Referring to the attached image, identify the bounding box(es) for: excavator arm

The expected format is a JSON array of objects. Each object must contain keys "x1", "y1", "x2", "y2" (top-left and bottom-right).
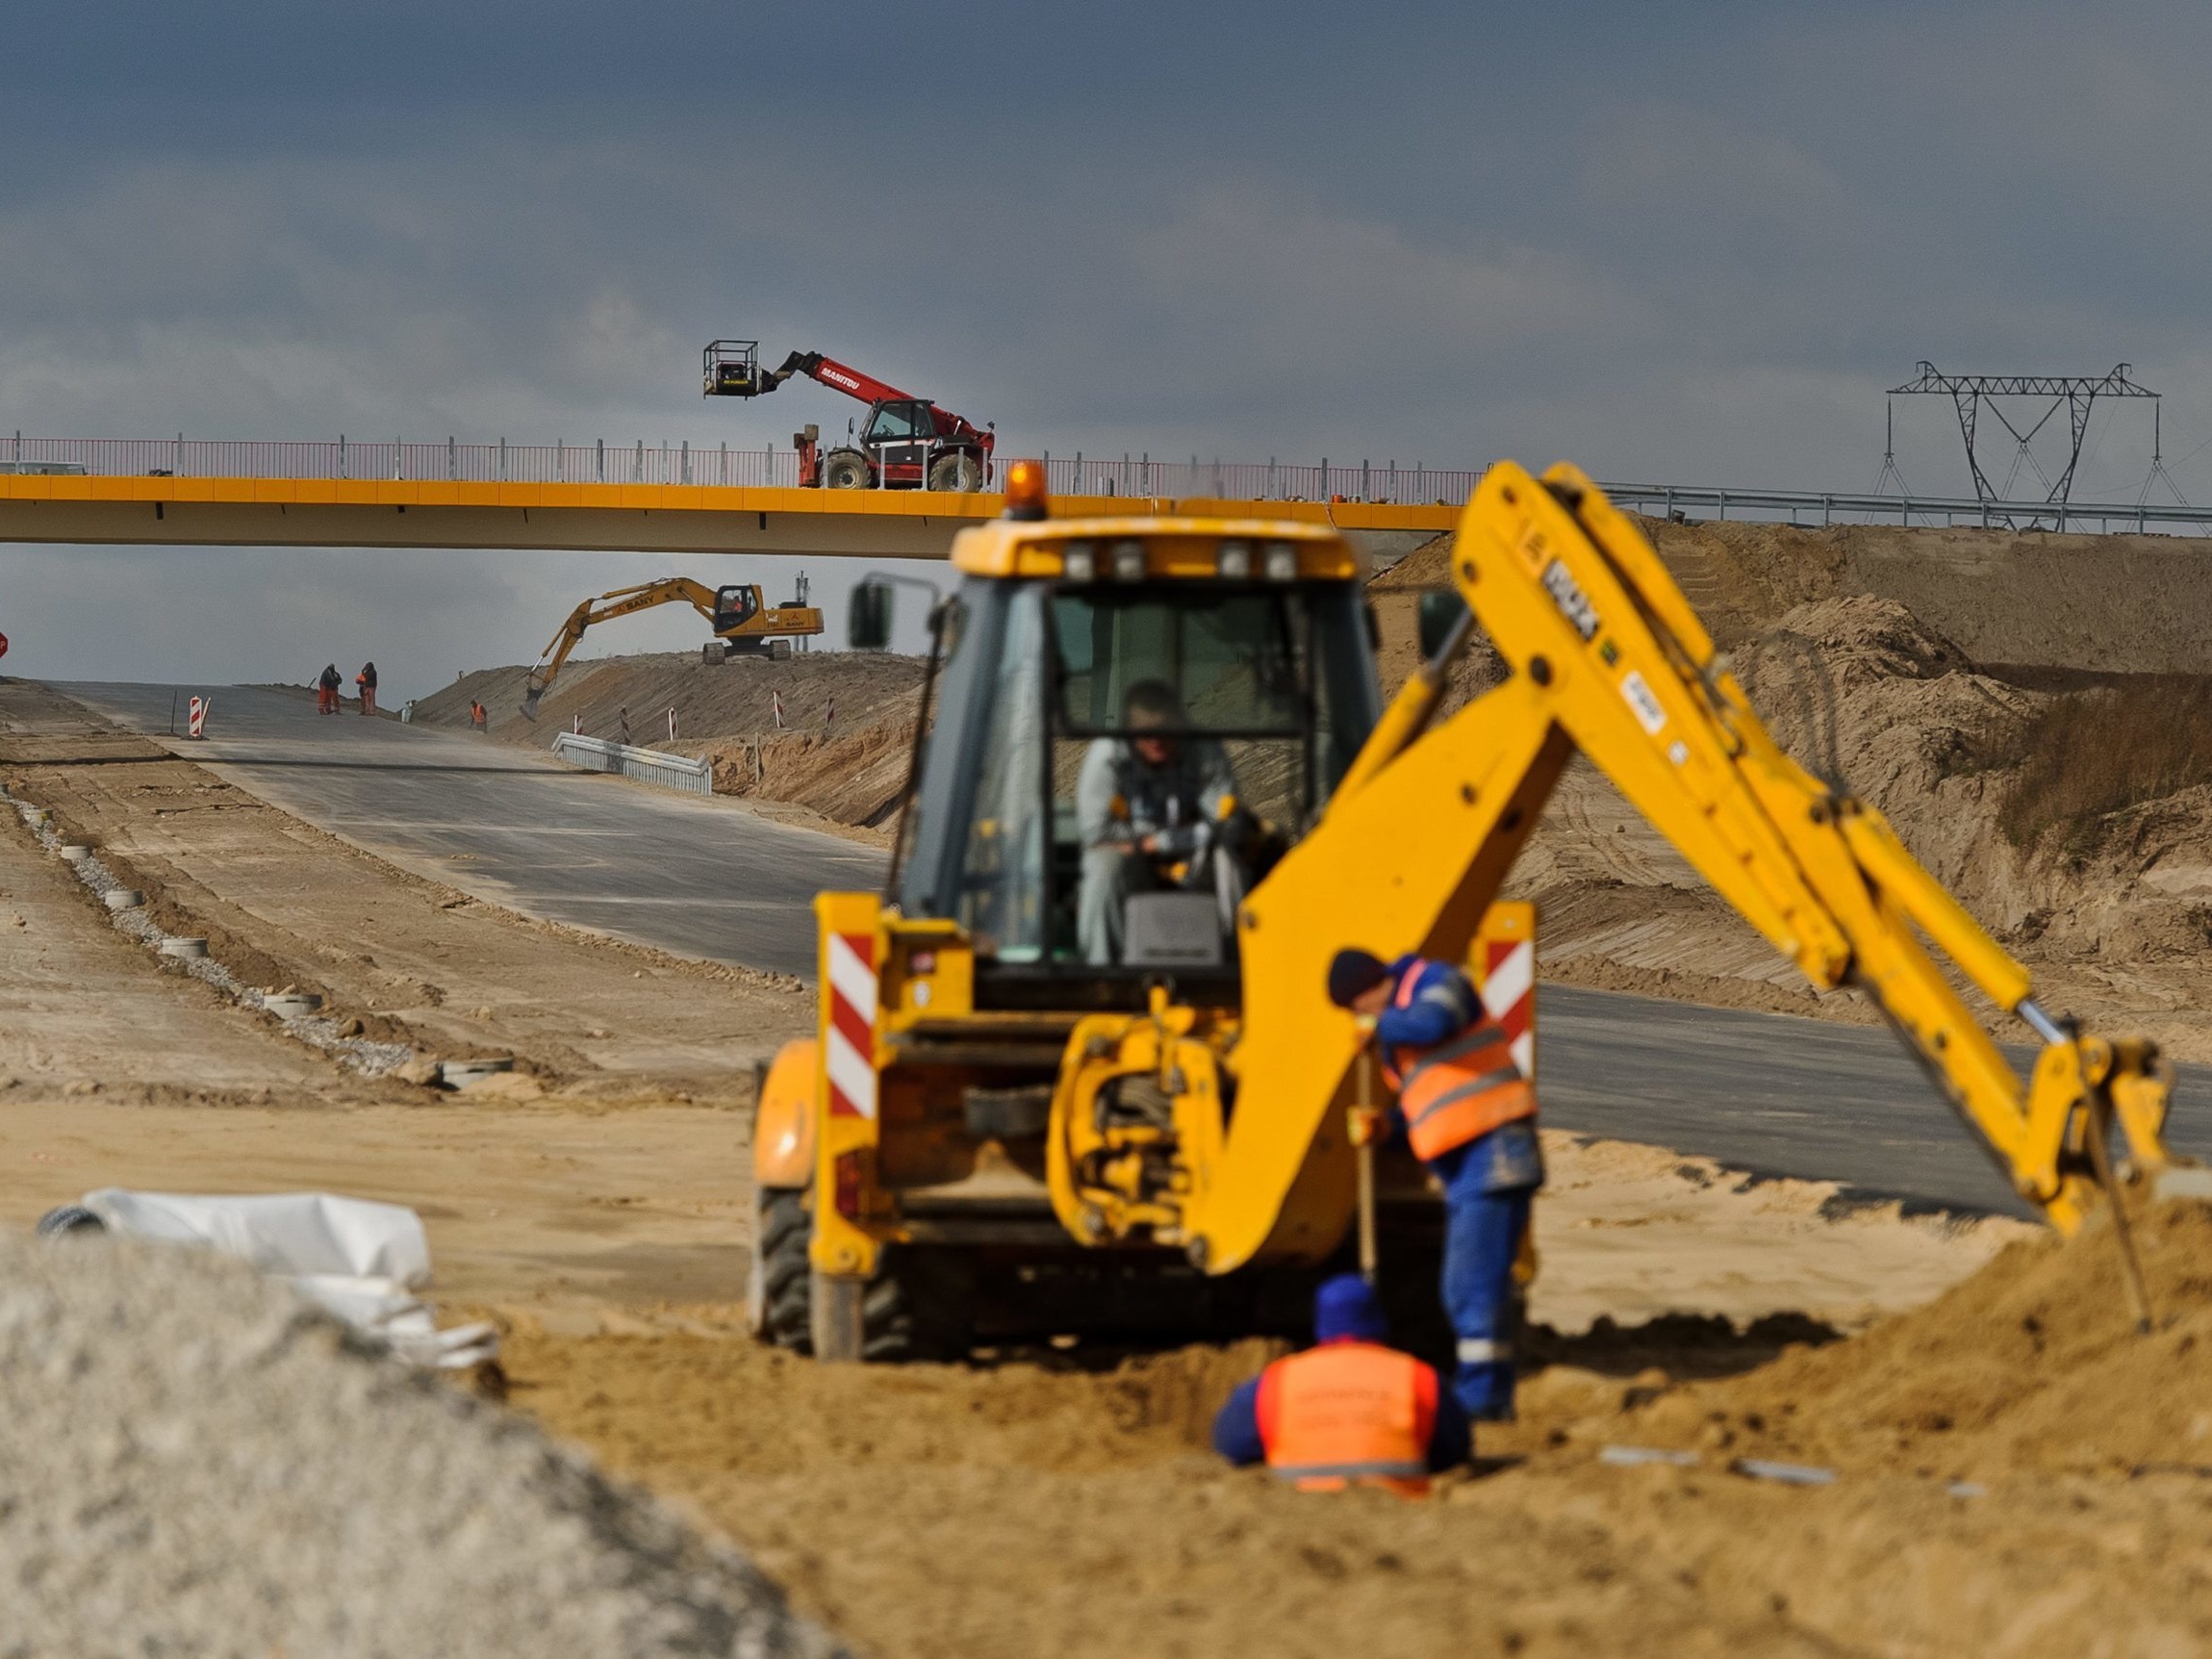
[
  {"x1": 1184, "y1": 463, "x2": 2177, "y2": 1272},
  {"x1": 521, "y1": 578, "x2": 723, "y2": 718}
]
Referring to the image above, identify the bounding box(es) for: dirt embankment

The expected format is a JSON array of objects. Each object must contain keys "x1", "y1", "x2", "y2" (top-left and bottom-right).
[
  {"x1": 1381, "y1": 523, "x2": 2212, "y2": 1055},
  {"x1": 417, "y1": 651, "x2": 927, "y2": 843}
]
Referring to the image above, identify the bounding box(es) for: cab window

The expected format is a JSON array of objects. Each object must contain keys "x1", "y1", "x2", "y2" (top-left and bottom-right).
[{"x1": 864, "y1": 403, "x2": 925, "y2": 444}]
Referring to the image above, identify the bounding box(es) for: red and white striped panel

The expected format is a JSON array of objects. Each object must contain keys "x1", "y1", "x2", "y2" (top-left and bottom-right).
[
  {"x1": 824, "y1": 931, "x2": 878, "y2": 1118},
  {"x1": 1481, "y1": 934, "x2": 1535, "y2": 1080}
]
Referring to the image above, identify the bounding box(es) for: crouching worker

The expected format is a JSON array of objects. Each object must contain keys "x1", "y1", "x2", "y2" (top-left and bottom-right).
[
  {"x1": 1212, "y1": 1273, "x2": 1469, "y2": 1495},
  {"x1": 1328, "y1": 948, "x2": 1541, "y2": 1422}
]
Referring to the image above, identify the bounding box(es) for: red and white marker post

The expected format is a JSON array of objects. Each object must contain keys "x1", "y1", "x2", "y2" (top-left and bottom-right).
[
  {"x1": 823, "y1": 929, "x2": 878, "y2": 1121},
  {"x1": 1473, "y1": 901, "x2": 1537, "y2": 1079},
  {"x1": 668, "y1": 705, "x2": 678, "y2": 742},
  {"x1": 771, "y1": 690, "x2": 785, "y2": 730},
  {"x1": 186, "y1": 695, "x2": 210, "y2": 739}
]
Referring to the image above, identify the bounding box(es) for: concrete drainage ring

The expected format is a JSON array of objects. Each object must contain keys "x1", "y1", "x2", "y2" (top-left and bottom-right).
[
  {"x1": 263, "y1": 991, "x2": 323, "y2": 1018},
  {"x1": 439, "y1": 1058, "x2": 516, "y2": 1088},
  {"x1": 56, "y1": 844, "x2": 92, "y2": 861},
  {"x1": 160, "y1": 936, "x2": 210, "y2": 959},
  {"x1": 103, "y1": 889, "x2": 145, "y2": 910}
]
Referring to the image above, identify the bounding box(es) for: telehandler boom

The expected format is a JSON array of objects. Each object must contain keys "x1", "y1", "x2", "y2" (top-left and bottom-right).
[
  {"x1": 521, "y1": 577, "x2": 824, "y2": 719},
  {"x1": 750, "y1": 462, "x2": 2179, "y2": 1362}
]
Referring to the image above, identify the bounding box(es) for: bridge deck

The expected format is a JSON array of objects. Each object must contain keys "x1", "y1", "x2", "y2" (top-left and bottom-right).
[{"x1": 0, "y1": 473, "x2": 1456, "y2": 559}]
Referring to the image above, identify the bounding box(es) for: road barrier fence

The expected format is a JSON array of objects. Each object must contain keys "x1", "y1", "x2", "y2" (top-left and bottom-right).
[{"x1": 548, "y1": 732, "x2": 712, "y2": 797}]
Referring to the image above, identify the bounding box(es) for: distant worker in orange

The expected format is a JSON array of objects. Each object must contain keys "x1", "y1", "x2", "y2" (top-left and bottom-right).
[
  {"x1": 1212, "y1": 1273, "x2": 1468, "y2": 1494},
  {"x1": 356, "y1": 661, "x2": 378, "y2": 716},
  {"x1": 470, "y1": 699, "x2": 488, "y2": 732},
  {"x1": 317, "y1": 663, "x2": 342, "y2": 715}
]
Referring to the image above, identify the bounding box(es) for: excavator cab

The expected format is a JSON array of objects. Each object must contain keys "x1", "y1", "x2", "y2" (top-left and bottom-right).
[
  {"x1": 890, "y1": 529, "x2": 1381, "y2": 996},
  {"x1": 712, "y1": 584, "x2": 763, "y2": 633}
]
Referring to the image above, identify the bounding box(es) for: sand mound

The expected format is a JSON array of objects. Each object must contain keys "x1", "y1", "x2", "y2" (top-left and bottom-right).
[
  {"x1": 1589, "y1": 1197, "x2": 2212, "y2": 1481},
  {"x1": 1, "y1": 1234, "x2": 839, "y2": 1657}
]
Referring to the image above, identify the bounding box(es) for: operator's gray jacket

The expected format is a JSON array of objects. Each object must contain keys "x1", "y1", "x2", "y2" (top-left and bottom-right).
[{"x1": 1076, "y1": 737, "x2": 1238, "y2": 855}]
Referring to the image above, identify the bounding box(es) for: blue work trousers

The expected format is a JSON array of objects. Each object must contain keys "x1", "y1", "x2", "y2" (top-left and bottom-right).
[{"x1": 1429, "y1": 1120, "x2": 1541, "y2": 1421}]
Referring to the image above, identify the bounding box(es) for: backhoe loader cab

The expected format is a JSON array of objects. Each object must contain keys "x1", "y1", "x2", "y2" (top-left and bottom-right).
[{"x1": 892, "y1": 523, "x2": 1383, "y2": 989}]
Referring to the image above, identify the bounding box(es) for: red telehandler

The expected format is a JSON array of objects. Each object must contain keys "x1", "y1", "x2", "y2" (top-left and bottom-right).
[{"x1": 702, "y1": 341, "x2": 995, "y2": 492}]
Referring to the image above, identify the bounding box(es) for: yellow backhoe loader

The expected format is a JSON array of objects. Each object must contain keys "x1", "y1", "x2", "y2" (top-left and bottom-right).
[
  {"x1": 748, "y1": 461, "x2": 2182, "y2": 1362},
  {"x1": 521, "y1": 577, "x2": 825, "y2": 719}
]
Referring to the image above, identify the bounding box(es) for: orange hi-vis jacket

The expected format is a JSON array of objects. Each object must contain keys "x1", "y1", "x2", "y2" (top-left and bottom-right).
[
  {"x1": 1255, "y1": 1339, "x2": 1437, "y2": 1497},
  {"x1": 1382, "y1": 971, "x2": 1537, "y2": 1161}
]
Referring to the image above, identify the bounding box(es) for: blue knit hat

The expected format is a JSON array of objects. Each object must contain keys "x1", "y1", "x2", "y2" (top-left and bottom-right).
[
  {"x1": 1312, "y1": 1272, "x2": 1389, "y2": 1344},
  {"x1": 1326, "y1": 948, "x2": 1390, "y2": 1008}
]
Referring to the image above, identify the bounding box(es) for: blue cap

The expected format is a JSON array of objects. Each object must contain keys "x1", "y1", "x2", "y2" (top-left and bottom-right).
[
  {"x1": 1313, "y1": 1272, "x2": 1389, "y2": 1344},
  {"x1": 1327, "y1": 949, "x2": 1389, "y2": 1008}
]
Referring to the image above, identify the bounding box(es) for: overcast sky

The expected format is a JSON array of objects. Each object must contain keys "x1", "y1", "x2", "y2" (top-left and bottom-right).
[{"x1": 4, "y1": 1, "x2": 2209, "y2": 700}]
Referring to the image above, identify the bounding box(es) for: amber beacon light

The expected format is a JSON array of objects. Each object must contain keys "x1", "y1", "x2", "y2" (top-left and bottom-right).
[{"x1": 1002, "y1": 459, "x2": 1050, "y2": 521}]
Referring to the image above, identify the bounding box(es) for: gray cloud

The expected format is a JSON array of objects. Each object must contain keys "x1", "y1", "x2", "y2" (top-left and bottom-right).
[{"x1": 2, "y1": 1, "x2": 2208, "y2": 698}]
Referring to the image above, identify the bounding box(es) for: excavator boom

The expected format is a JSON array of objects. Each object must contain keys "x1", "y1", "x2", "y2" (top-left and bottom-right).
[{"x1": 1185, "y1": 464, "x2": 2177, "y2": 1269}]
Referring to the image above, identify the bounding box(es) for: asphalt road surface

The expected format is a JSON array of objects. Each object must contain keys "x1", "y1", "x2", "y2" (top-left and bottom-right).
[
  {"x1": 60, "y1": 680, "x2": 882, "y2": 980},
  {"x1": 56, "y1": 679, "x2": 2212, "y2": 1213}
]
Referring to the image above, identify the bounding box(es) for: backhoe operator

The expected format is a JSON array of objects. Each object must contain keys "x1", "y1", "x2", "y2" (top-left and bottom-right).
[
  {"x1": 1329, "y1": 948, "x2": 1541, "y2": 1422},
  {"x1": 1211, "y1": 1273, "x2": 1469, "y2": 1495},
  {"x1": 1075, "y1": 679, "x2": 1238, "y2": 964}
]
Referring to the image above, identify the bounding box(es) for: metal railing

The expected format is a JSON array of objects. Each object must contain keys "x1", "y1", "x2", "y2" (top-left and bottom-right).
[
  {"x1": 0, "y1": 432, "x2": 805, "y2": 489},
  {"x1": 1031, "y1": 453, "x2": 1483, "y2": 505},
  {"x1": 0, "y1": 432, "x2": 1477, "y2": 504},
  {"x1": 1598, "y1": 481, "x2": 2212, "y2": 535}
]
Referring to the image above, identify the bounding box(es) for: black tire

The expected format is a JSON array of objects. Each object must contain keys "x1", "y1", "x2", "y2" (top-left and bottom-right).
[
  {"x1": 822, "y1": 448, "x2": 872, "y2": 491},
  {"x1": 36, "y1": 1205, "x2": 104, "y2": 1238},
  {"x1": 858, "y1": 1247, "x2": 975, "y2": 1363},
  {"x1": 928, "y1": 451, "x2": 983, "y2": 493},
  {"x1": 753, "y1": 1187, "x2": 814, "y2": 1352},
  {"x1": 755, "y1": 1186, "x2": 972, "y2": 1362}
]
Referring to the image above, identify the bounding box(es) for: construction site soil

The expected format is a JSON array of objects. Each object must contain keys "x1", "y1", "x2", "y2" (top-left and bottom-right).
[{"x1": 11, "y1": 515, "x2": 2212, "y2": 1651}]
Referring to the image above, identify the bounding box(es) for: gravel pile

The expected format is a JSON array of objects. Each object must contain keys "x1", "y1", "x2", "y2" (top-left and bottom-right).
[{"x1": 0, "y1": 1234, "x2": 844, "y2": 1657}]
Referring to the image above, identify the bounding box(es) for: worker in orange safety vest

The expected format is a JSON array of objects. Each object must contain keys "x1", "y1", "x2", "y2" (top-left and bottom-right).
[
  {"x1": 1328, "y1": 949, "x2": 1541, "y2": 1422},
  {"x1": 1212, "y1": 1272, "x2": 1469, "y2": 1495}
]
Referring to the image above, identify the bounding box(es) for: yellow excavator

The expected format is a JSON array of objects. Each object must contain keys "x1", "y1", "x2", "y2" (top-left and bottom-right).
[
  {"x1": 747, "y1": 461, "x2": 2183, "y2": 1361},
  {"x1": 521, "y1": 577, "x2": 825, "y2": 719}
]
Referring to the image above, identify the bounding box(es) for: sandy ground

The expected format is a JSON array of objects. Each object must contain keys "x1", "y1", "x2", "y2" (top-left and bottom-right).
[
  {"x1": 508, "y1": 1197, "x2": 2212, "y2": 1659},
  {"x1": 0, "y1": 675, "x2": 2107, "y2": 1655}
]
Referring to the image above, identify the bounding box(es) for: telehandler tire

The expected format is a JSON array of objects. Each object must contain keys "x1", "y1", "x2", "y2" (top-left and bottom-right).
[
  {"x1": 822, "y1": 448, "x2": 872, "y2": 491},
  {"x1": 927, "y1": 451, "x2": 983, "y2": 493}
]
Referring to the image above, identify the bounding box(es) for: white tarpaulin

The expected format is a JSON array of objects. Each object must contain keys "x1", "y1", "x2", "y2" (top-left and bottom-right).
[{"x1": 76, "y1": 1189, "x2": 496, "y2": 1369}]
